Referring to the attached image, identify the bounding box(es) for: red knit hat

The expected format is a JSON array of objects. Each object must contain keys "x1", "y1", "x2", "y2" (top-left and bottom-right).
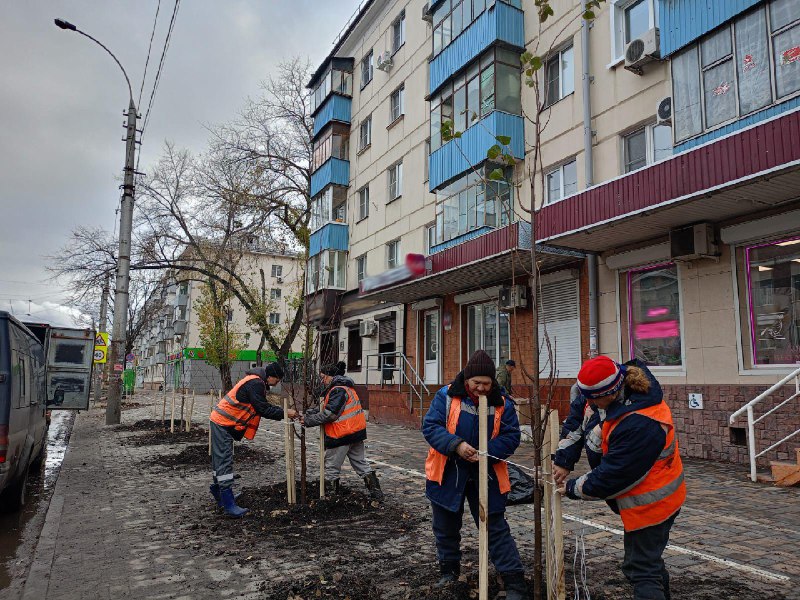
[{"x1": 577, "y1": 356, "x2": 626, "y2": 399}]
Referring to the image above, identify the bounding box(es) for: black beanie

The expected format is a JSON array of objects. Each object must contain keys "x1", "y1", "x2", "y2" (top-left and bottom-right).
[
  {"x1": 321, "y1": 361, "x2": 346, "y2": 377},
  {"x1": 463, "y1": 350, "x2": 496, "y2": 380},
  {"x1": 263, "y1": 363, "x2": 284, "y2": 380}
]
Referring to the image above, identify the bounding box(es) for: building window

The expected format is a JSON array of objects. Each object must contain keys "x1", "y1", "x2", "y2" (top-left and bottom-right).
[
  {"x1": 358, "y1": 186, "x2": 369, "y2": 220},
  {"x1": 359, "y1": 115, "x2": 372, "y2": 151},
  {"x1": 387, "y1": 240, "x2": 400, "y2": 269},
  {"x1": 271, "y1": 264, "x2": 283, "y2": 278},
  {"x1": 361, "y1": 51, "x2": 373, "y2": 88},
  {"x1": 310, "y1": 186, "x2": 347, "y2": 231},
  {"x1": 270, "y1": 288, "x2": 281, "y2": 301},
  {"x1": 467, "y1": 302, "x2": 511, "y2": 366},
  {"x1": 610, "y1": 0, "x2": 658, "y2": 63},
  {"x1": 672, "y1": 1, "x2": 800, "y2": 143},
  {"x1": 311, "y1": 124, "x2": 350, "y2": 172},
  {"x1": 545, "y1": 44, "x2": 575, "y2": 107},
  {"x1": 269, "y1": 312, "x2": 281, "y2": 325},
  {"x1": 392, "y1": 10, "x2": 406, "y2": 53},
  {"x1": 388, "y1": 162, "x2": 403, "y2": 201},
  {"x1": 306, "y1": 250, "x2": 347, "y2": 294},
  {"x1": 356, "y1": 254, "x2": 367, "y2": 282},
  {"x1": 178, "y1": 282, "x2": 189, "y2": 295},
  {"x1": 430, "y1": 47, "x2": 521, "y2": 151},
  {"x1": 435, "y1": 166, "x2": 514, "y2": 245},
  {"x1": 623, "y1": 123, "x2": 672, "y2": 173},
  {"x1": 425, "y1": 139, "x2": 431, "y2": 182},
  {"x1": 432, "y1": 0, "x2": 521, "y2": 57},
  {"x1": 744, "y1": 236, "x2": 800, "y2": 366},
  {"x1": 390, "y1": 84, "x2": 405, "y2": 122},
  {"x1": 545, "y1": 159, "x2": 578, "y2": 204},
  {"x1": 225, "y1": 307, "x2": 234, "y2": 322},
  {"x1": 627, "y1": 263, "x2": 682, "y2": 367},
  {"x1": 426, "y1": 223, "x2": 437, "y2": 254},
  {"x1": 311, "y1": 67, "x2": 353, "y2": 113},
  {"x1": 347, "y1": 326, "x2": 363, "y2": 371}
]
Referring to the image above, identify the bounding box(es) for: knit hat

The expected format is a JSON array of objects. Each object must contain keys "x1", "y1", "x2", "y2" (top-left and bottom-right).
[
  {"x1": 320, "y1": 361, "x2": 346, "y2": 377},
  {"x1": 463, "y1": 350, "x2": 496, "y2": 380},
  {"x1": 505, "y1": 360, "x2": 516, "y2": 367},
  {"x1": 263, "y1": 363, "x2": 284, "y2": 380},
  {"x1": 577, "y1": 356, "x2": 626, "y2": 400}
]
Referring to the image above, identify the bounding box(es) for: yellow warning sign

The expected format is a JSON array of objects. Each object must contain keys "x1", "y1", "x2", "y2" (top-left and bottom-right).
[{"x1": 94, "y1": 332, "x2": 109, "y2": 364}]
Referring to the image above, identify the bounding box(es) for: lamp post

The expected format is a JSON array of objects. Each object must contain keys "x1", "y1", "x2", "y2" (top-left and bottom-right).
[{"x1": 55, "y1": 18, "x2": 138, "y2": 425}]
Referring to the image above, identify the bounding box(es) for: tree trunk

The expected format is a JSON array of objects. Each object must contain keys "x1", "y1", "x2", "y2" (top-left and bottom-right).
[
  {"x1": 300, "y1": 426, "x2": 307, "y2": 505},
  {"x1": 220, "y1": 362, "x2": 233, "y2": 395},
  {"x1": 256, "y1": 333, "x2": 266, "y2": 366}
]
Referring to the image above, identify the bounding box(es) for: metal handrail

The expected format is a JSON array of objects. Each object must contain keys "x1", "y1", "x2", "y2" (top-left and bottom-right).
[
  {"x1": 365, "y1": 351, "x2": 430, "y2": 413},
  {"x1": 729, "y1": 366, "x2": 800, "y2": 482}
]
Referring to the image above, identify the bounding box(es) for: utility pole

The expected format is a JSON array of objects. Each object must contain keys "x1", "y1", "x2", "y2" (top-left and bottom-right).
[
  {"x1": 106, "y1": 97, "x2": 138, "y2": 425},
  {"x1": 94, "y1": 273, "x2": 110, "y2": 405}
]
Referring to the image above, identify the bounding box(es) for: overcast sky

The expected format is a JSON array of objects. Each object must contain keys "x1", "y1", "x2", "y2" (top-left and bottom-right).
[{"x1": 0, "y1": 1, "x2": 359, "y2": 325}]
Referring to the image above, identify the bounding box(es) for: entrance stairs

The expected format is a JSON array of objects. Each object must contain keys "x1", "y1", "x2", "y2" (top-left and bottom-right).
[{"x1": 758, "y1": 448, "x2": 800, "y2": 487}]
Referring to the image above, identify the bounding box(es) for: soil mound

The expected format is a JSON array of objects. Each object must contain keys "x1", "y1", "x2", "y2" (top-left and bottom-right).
[
  {"x1": 116, "y1": 419, "x2": 208, "y2": 444},
  {"x1": 152, "y1": 444, "x2": 273, "y2": 470},
  {"x1": 264, "y1": 573, "x2": 381, "y2": 599}
]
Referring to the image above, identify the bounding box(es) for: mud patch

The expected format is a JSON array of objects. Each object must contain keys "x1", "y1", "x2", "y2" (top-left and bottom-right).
[
  {"x1": 264, "y1": 573, "x2": 382, "y2": 599},
  {"x1": 121, "y1": 402, "x2": 145, "y2": 410},
  {"x1": 151, "y1": 444, "x2": 273, "y2": 470},
  {"x1": 116, "y1": 419, "x2": 208, "y2": 444}
]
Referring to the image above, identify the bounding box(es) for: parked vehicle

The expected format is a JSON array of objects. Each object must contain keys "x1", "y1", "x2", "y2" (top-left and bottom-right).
[{"x1": 0, "y1": 312, "x2": 47, "y2": 511}]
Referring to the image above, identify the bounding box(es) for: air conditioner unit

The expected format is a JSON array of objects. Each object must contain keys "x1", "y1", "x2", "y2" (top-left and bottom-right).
[
  {"x1": 276, "y1": 277, "x2": 283, "y2": 284},
  {"x1": 422, "y1": 2, "x2": 433, "y2": 23},
  {"x1": 656, "y1": 96, "x2": 672, "y2": 125},
  {"x1": 359, "y1": 320, "x2": 378, "y2": 337},
  {"x1": 669, "y1": 223, "x2": 719, "y2": 261},
  {"x1": 499, "y1": 285, "x2": 528, "y2": 311},
  {"x1": 376, "y1": 51, "x2": 393, "y2": 72},
  {"x1": 624, "y1": 27, "x2": 660, "y2": 75}
]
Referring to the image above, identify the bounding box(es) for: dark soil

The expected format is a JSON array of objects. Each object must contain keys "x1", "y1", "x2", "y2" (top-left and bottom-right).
[
  {"x1": 116, "y1": 419, "x2": 208, "y2": 444},
  {"x1": 264, "y1": 573, "x2": 382, "y2": 600},
  {"x1": 151, "y1": 444, "x2": 274, "y2": 470},
  {"x1": 121, "y1": 402, "x2": 145, "y2": 410}
]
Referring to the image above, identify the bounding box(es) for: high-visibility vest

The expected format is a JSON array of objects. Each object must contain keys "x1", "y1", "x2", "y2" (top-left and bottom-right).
[
  {"x1": 323, "y1": 386, "x2": 367, "y2": 440},
  {"x1": 209, "y1": 375, "x2": 262, "y2": 440},
  {"x1": 425, "y1": 392, "x2": 511, "y2": 495},
  {"x1": 601, "y1": 401, "x2": 686, "y2": 532}
]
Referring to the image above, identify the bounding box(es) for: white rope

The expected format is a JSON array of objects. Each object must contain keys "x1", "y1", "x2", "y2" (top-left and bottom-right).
[{"x1": 572, "y1": 500, "x2": 591, "y2": 600}]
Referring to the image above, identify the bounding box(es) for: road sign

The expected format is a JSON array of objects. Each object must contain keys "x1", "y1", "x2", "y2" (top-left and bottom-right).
[
  {"x1": 93, "y1": 332, "x2": 109, "y2": 364},
  {"x1": 113, "y1": 363, "x2": 123, "y2": 372},
  {"x1": 125, "y1": 353, "x2": 135, "y2": 363}
]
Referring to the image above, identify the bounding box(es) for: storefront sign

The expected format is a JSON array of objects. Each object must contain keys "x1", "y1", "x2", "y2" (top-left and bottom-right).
[{"x1": 359, "y1": 254, "x2": 426, "y2": 294}]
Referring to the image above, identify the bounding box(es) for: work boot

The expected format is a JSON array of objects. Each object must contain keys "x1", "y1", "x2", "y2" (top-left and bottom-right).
[
  {"x1": 502, "y1": 572, "x2": 528, "y2": 600},
  {"x1": 324, "y1": 479, "x2": 340, "y2": 495},
  {"x1": 363, "y1": 472, "x2": 385, "y2": 501},
  {"x1": 210, "y1": 484, "x2": 240, "y2": 507},
  {"x1": 219, "y1": 487, "x2": 248, "y2": 518},
  {"x1": 435, "y1": 561, "x2": 460, "y2": 587}
]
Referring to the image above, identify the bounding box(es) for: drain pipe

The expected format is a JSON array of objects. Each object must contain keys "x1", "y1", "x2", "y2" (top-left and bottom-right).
[{"x1": 582, "y1": 14, "x2": 599, "y2": 358}]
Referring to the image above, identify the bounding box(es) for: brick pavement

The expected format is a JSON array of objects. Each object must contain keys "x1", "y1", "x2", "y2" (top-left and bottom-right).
[{"x1": 15, "y1": 391, "x2": 800, "y2": 600}]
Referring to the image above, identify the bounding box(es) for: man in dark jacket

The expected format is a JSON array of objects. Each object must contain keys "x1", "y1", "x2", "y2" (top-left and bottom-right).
[
  {"x1": 495, "y1": 359, "x2": 516, "y2": 395},
  {"x1": 209, "y1": 364, "x2": 296, "y2": 517},
  {"x1": 302, "y1": 361, "x2": 383, "y2": 500},
  {"x1": 423, "y1": 350, "x2": 527, "y2": 600},
  {"x1": 553, "y1": 382, "x2": 604, "y2": 485}
]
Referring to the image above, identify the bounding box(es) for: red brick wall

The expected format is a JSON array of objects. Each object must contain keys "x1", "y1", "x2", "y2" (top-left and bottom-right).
[{"x1": 368, "y1": 386, "x2": 420, "y2": 428}]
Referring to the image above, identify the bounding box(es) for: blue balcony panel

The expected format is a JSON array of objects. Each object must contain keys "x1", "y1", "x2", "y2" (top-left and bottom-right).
[
  {"x1": 659, "y1": 0, "x2": 761, "y2": 57},
  {"x1": 429, "y1": 111, "x2": 524, "y2": 192},
  {"x1": 430, "y1": 226, "x2": 493, "y2": 255},
  {"x1": 429, "y1": 1, "x2": 524, "y2": 95},
  {"x1": 312, "y1": 94, "x2": 352, "y2": 139},
  {"x1": 676, "y1": 98, "x2": 800, "y2": 153},
  {"x1": 309, "y1": 222, "x2": 349, "y2": 258},
  {"x1": 310, "y1": 158, "x2": 350, "y2": 198}
]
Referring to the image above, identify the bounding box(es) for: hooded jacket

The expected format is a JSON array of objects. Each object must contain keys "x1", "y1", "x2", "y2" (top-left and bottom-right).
[
  {"x1": 303, "y1": 375, "x2": 367, "y2": 448},
  {"x1": 422, "y1": 372, "x2": 521, "y2": 514},
  {"x1": 565, "y1": 360, "x2": 668, "y2": 512},
  {"x1": 217, "y1": 367, "x2": 284, "y2": 441},
  {"x1": 554, "y1": 383, "x2": 604, "y2": 471}
]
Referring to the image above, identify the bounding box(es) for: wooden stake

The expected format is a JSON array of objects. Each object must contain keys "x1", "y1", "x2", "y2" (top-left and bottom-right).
[
  {"x1": 186, "y1": 390, "x2": 195, "y2": 432},
  {"x1": 478, "y1": 394, "x2": 488, "y2": 600},
  {"x1": 208, "y1": 390, "x2": 215, "y2": 457},
  {"x1": 161, "y1": 386, "x2": 167, "y2": 425},
  {"x1": 319, "y1": 425, "x2": 326, "y2": 498},
  {"x1": 543, "y1": 407, "x2": 554, "y2": 600},
  {"x1": 284, "y1": 398, "x2": 296, "y2": 505},
  {"x1": 549, "y1": 409, "x2": 566, "y2": 600},
  {"x1": 169, "y1": 388, "x2": 176, "y2": 433}
]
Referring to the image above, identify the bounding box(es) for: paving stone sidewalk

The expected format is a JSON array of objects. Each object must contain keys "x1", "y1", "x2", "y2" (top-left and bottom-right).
[{"x1": 13, "y1": 392, "x2": 800, "y2": 600}]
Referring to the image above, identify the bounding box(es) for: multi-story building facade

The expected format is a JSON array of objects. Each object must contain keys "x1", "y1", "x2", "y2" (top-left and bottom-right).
[
  {"x1": 136, "y1": 249, "x2": 304, "y2": 393},
  {"x1": 308, "y1": 0, "x2": 800, "y2": 468}
]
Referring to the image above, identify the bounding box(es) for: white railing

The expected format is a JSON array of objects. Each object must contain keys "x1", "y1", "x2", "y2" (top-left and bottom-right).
[
  {"x1": 729, "y1": 366, "x2": 800, "y2": 482},
  {"x1": 365, "y1": 351, "x2": 430, "y2": 413}
]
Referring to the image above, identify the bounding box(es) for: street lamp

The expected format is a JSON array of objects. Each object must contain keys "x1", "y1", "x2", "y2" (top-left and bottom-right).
[{"x1": 55, "y1": 18, "x2": 138, "y2": 425}]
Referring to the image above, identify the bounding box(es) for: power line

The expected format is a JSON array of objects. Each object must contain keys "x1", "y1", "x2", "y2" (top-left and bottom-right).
[{"x1": 138, "y1": 0, "x2": 162, "y2": 109}]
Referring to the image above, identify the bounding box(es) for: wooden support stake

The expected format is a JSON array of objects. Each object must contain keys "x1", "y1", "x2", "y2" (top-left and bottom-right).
[
  {"x1": 478, "y1": 394, "x2": 489, "y2": 600},
  {"x1": 169, "y1": 389, "x2": 176, "y2": 433},
  {"x1": 284, "y1": 398, "x2": 296, "y2": 505},
  {"x1": 549, "y1": 409, "x2": 566, "y2": 600},
  {"x1": 208, "y1": 390, "x2": 215, "y2": 457},
  {"x1": 319, "y1": 425, "x2": 326, "y2": 498},
  {"x1": 543, "y1": 407, "x2": 555, "y2": 600},
  {"x1": 186, "y1": 390, "x2": 195, "y2": 432},
  {"x1": 161, "y1": 387, "x2": 167, "y2": 424}
]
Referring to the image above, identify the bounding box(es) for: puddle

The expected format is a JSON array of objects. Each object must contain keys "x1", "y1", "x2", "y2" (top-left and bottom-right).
[{"x1": 0, "y1": 410, "x2": 74, "y2": 591}]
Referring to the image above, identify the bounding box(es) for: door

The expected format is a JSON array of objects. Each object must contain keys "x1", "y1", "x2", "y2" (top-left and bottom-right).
[
  {"x1": 423, "y1": 310, "x2": 439, "y2": 385},
  {"x1": 46, "y1": 328, "x2": 95, "y2": 410}
]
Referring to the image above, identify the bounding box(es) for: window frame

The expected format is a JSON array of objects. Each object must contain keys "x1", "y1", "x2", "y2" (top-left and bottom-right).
[
  {"x1": 544, "y1": 43, "x2": 575, "y2": 107},
  {"x1": 425, "y1": 223, "x2": 437, "y2": 254},
  {"x1": 609, "y1": 0, "x2": 658, "y2": 67},
  {"x1": 466, "y1": 300, "x2": 512, "y2": 367},
  {"x1": 392, "y1": 10, "x2": 406, "y2": 54},
  {"x1": 359, "y1": 115, "x2": 372, "y2": 152},
  {"x1": 270, "y1": 288, "x2": 282, "y2": 301},
  {"x1": 356, "y1": 254, "x2": 367, "y2": 283},
  {"x1": 386, "y1": 240, "x2": 401, "y2": 269},
  {"x1": 358, "y1": 185, "x2": 370, "y2": 221},
  {"x1": 390, "y1": 84, "x2": 405, "y2": 123},
  {"x1": 388, "y1": 161, "x2": 403, "y2": 202},
  {"x1": 544, "y1": 158, "x2": 578, "y2": 205},
  {"x1": 622, "y1": 122, "x2": 673, "y2": 173},
  {"x1": 269, "y1": 312, "x2": 281, "y2": 325},
  {"x1": 271, "y1": 264, "x2": 283, "y2": 278},
  {"x1": 361, "y1": 50, "x2": 374, "y2": 89}
]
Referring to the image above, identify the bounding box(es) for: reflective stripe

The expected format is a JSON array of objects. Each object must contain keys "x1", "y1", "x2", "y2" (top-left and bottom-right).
[
  {"x1": 586, "y1": 425, "x2": 603, "y2": 454},
  {"x1": 336, "y1": 409, "x2": 365, "y2": 422},
  {"x1": 659, "y1": 436, "x2": 676, "y2": 459},
  {"x1": 213, "y1": 406, "x2": 252, "y2": 427},
  {"x1": 616, "y1": 471, "x2": 685, "y2": 510},
  {"x1": 216, "y1": 473, "x2": 235, "y2": 482}
]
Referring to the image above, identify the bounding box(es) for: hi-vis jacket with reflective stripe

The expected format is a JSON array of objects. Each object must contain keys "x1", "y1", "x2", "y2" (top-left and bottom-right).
[
  {"x1": 323, "y1": 384, "x2": 366, "y2": 445},
  {"x1": 210, "y1": 375, "x2": 262, "y2": 440},
  {"x1": 601, "y1": 401, "x2": 686, "y2": 531},
  {"x1": 423, "y1": 374, "x2": 521, "y2": 514}
]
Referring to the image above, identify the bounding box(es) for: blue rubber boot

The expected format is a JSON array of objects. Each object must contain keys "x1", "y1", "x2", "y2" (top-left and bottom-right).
[
  {"x1": 211, "y1": 484, "x2": 241, "y2": 508},
  {"x1": 219, "y1": 487, "x2": 248, "y2": 518}
]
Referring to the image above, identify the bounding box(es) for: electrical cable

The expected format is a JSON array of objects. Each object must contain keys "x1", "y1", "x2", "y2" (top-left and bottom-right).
[{"x1": 138, "y1": 0, "x2": 162, "y2": 110}]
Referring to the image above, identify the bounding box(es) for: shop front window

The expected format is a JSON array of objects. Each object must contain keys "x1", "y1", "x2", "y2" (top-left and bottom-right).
[
  {"x1": 467, "y1": 302, "x2": 511, "y2": 366},
  {"x1": 746, "y1": 237, "x2": 800, "y2": 366},
  {"x1": 627, "y1": 264, "x2": 683, "y2": 367}
]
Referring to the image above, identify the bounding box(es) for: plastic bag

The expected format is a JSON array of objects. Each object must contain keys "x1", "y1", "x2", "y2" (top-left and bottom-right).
[{"x1": 506, "y1": 463, "x2": 535, "y2": 505}]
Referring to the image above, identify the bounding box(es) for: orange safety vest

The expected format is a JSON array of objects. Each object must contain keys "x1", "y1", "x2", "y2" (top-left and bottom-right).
[
  {"x1": 323, "y1": 386, "x2": 367, "y2": 440},
  {"x1": 425, "y1": 393, "x2": 511, "y2": 495},
  {"x1": 601, "y1": 401, "x2": 686, "y2": 532},
  {"x1": 209, "y1": 375, "x2": 263, "y2": 440}
]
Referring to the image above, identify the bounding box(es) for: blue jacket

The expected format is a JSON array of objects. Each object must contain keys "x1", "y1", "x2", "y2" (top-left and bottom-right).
[
  {"x1": 423, "y1": 372, "x2": 521, "y2": 514},
  {"x1": 554, "y1": 383, "x2": 603, "y2": 471},
  {"x1": 565, "y1": 361, "x2": 667, "y2": 512}
]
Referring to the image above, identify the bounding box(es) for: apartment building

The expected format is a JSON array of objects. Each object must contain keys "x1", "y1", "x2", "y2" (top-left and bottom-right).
[
  {"x1": 136, "y1": 250, "x2": 304, "y2": 393},
  {"x1": 309, "y1": 0, "x2": 800, "y2": 467}
]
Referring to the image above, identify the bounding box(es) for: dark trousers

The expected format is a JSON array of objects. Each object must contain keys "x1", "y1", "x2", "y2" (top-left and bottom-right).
[
  {"x1": 431, "y1": 480, "x2": 524, "y2": 575},
  {"x1": 622, "y1": 511, "x2": 679, "y2": 600},
  {"x1": 210, "y1": 421, "x2": 235, "y2": 491}
]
